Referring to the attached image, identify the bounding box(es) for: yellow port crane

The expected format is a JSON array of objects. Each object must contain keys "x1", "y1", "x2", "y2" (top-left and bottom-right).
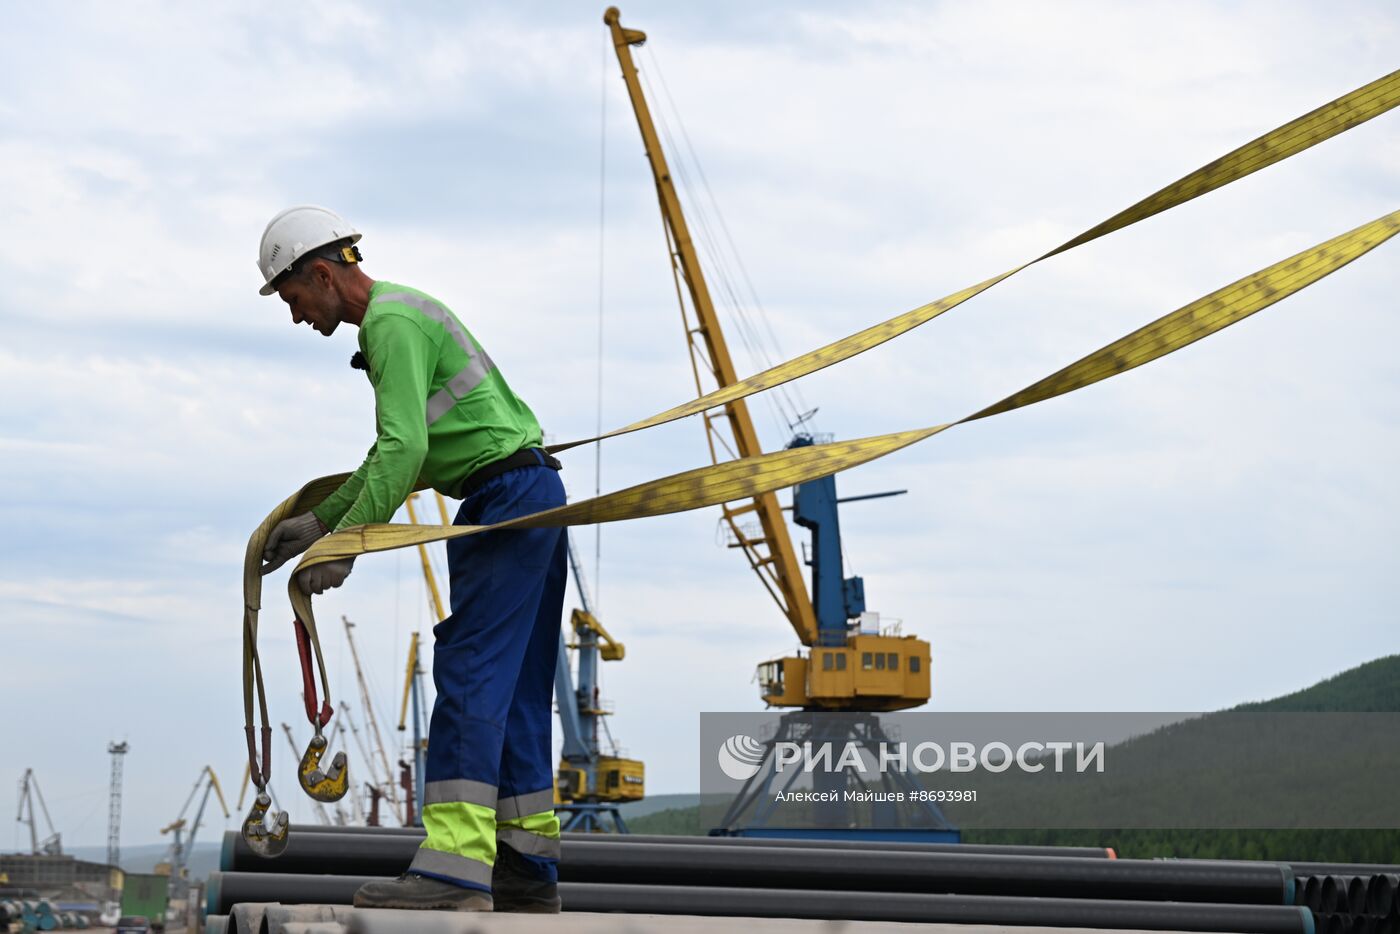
[
  {"x1": 605, "y1": 7, "x2": 930, "y2": 711},
  {"x1": 342, "y1": 614, "x2": 404, "y2": 824},
  {"x1": 397, "y1": 490, "x2": 450, "y2": 825},
  {"x1": 158, "y1": 766, "x2": 229, "y2": 904}
]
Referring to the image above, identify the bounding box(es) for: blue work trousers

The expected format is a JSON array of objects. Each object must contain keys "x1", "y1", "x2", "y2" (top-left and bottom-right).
[{"x1": 408, "y1": 461, "x2": 566, "y2": 892}]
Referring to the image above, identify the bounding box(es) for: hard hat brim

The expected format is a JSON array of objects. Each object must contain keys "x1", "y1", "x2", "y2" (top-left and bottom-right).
[{"x1": 257, "y1": 204, "x2": 363, "y2": 297}]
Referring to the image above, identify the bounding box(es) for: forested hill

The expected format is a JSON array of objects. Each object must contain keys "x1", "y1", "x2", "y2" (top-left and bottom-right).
[{"x1": 1233, "y1": 655, "x2": 1400, "y2": 712}]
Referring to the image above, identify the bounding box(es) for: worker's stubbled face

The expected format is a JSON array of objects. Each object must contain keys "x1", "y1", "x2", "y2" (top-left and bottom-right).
[{"x1": 277, "y1": 264, "x2": 343, "y2": 337}]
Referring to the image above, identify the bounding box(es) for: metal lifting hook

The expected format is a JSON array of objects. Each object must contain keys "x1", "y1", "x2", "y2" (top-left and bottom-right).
[
  {"x1": 241, "y1": 792, "x2": 289, "y2": 858},
  {"x1": 298, "y1": 731, "x2": 348, "y2": 802},
  {"x1": 293, "y1": 616, "x2": 348, "y2": 802}
]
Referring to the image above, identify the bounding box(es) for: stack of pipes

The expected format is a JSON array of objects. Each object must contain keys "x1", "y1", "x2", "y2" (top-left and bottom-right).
[
  {"x1": 0, "y1": 898, "x2": 92, "y2": 930},
  {"x1": 205, "y1": 825, "x2": 1328, "y2": 934},
  {"x1": 1291, "y1": 865, "x2": 1400, "y2": 934}
]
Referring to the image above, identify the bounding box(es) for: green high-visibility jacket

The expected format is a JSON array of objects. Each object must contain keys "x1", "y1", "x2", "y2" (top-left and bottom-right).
[{"x1": 313, "y1": 281, "x2": 543, "y2": 531}]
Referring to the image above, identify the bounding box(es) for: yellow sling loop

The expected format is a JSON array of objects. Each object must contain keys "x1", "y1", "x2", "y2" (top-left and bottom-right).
[
  {"x1": 241, "y1": 69, "x2": 1400, "y2": 852},
  {"x1": 545, "y1": 68, "x2": 1400, "y2": 454}
]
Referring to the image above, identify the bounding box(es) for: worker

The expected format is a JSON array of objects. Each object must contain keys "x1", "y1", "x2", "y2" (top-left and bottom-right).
[{"x1": 255, "y1": 205, "x2": 565, "y2": 913}]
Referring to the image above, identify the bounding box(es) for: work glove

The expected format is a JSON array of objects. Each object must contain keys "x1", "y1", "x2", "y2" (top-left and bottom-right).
[
  {"x1": 297, "y1": 557, "x2": 355, "y2": 595},
  {"x1": 261, "y1": 512, "x2": 329, "y2": 575}
]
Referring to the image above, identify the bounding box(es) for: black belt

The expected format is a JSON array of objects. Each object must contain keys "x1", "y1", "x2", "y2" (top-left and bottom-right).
[{"x1": 458, "y1": 448, "x2": 562, "y2": 498}]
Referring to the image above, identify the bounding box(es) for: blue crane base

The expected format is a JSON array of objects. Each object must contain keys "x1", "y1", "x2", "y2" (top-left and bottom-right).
[
  {"x1": 556, "y1": 802, "x2": 631, "y2": 834},
  {"x1": 709, "y1": 710, "x2": 960, "y2": 844}
]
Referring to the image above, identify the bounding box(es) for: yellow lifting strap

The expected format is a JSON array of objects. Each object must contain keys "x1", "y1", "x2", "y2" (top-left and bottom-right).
[
  {"x1": 241, "y1": 68, "x2": 1400, "y2": 850},
  {"x1": 545, "y1": 67, "x2": 1400, "y2": 454}
]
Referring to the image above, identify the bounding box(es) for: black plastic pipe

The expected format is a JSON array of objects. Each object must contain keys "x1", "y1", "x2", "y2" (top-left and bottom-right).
[
  {"x1": 223, "y1": 831, "x2": 1293, "y2": 905},
  {"x1": 1315, "y1": 915, "x2": 1397, "y2": 934},
  {"x1": 250, "y1": 828, "x2": 1084, "y2": 873},
  {"x1": 1320, "y1": 876, "x2": 1349, "y2": 914},
  {"x1": 1367, "y1": 875, "x2": 1398, "y2": 916},
  {"x1": 567, "y1": 883, "x2": 1317, "y2": 933},
  {"x1": 590, "y1": 832, "x2": 1114, "y2": 857},
  {"x1": 1293, "y1": 864, "x2": 1400, "y2": 877},
  {"x1": 288, "y1": 824, "x2": 425, "y2": 835},
  {"x1": 1302, "y1": 875, "x2": 1322, "y2": 910},
  {"x1": 206, "y1": 873, "x2": 1314, "y2": 934},
  {"x1": 1352, "y1": 876, "x2": 1372, "y2": 916},
  {"x1": 561, "y1": 839, "x2": 1293, "y2": 905},
  {"x1": 283, "y1": 823, "x2": 1114, "y2": 856}
]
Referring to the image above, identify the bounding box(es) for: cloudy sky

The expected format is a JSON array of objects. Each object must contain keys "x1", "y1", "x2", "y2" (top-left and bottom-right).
[{"x1": 2, "y1": 0, "x2": 1397, "y2": 850}]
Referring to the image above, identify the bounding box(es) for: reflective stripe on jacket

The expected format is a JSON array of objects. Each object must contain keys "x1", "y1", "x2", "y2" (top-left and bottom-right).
[{"x1": 314, "y1": 281, "x2": 543, "y2": 530}]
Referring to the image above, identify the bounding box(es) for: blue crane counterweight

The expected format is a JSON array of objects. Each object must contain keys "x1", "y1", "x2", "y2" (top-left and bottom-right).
[
  {"x1": 767, "y1": 435, "x2": 929, "y2": 709},
  {"x1": 788, "y1": 435, "x2": 868, "y2": 648}
]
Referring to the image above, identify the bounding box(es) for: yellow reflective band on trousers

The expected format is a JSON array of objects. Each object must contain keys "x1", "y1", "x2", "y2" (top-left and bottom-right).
[
  {"x1": 412, "y1": 801, "x2": 496, "y2": 888},
  {"x1": 498, "y1": 810, "x2": 561, "y2": 860}
]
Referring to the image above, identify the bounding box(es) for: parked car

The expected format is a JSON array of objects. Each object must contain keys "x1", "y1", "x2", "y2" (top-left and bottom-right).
[{"x1": 115, "y1": 916, "x2": 152, "y2": 934}]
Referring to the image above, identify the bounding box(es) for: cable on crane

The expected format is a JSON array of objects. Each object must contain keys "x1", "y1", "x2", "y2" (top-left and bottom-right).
[
  {"x1": 241, "y1": 66, "x2": 1400, "y2": 853},
  {"x1": 645, "y1": 47, "x2": 817, "y2": 437},
  {"x1": 639, "y1": 52, "x2": 807, "y2": 443},
  {"x1": 595, "y1": 27, "x2": 609, "y2": 610}
]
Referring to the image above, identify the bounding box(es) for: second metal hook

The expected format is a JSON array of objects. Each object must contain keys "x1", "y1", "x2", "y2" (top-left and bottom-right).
[
  {"x1": 297, "y1": 733, "x2": 348, "y2": 802},
  {"x1": 241, "y1": 792, "x2": 289, "y2": 858}
]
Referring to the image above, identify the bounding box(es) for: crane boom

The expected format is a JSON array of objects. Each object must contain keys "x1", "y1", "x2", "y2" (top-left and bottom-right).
[
  {"x1": 334, "y1": 705, "x2": 369, "y2": 824},
  {"x1": 603, "y1": 8, "x2": 931, "y2": 713},
  {"x1": 342, "y1": 615, "x2": 403, "y2": 823},
  {"x1": 160, "y1": 766, "x2": 232, "y2": 905},
  {"x1": 405, "y1": 493, "x2": 449, "y2": 624},
  {"x1": 16, "y1": 769, "x2": 61, "y2": 855},
  {"x1": 605, "y1": 7, "x2": 818, "y2": 647}
]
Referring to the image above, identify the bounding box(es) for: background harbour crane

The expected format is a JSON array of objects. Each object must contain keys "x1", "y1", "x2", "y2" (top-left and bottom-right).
[
  {"x1": 14, "y1": 769, "x2": 61, "y2": 856},
  {"x1": 553, "y1": 531, "x2": 644, "y2": 831},
  {"x1": 157, "y1": 765, "x2": 229, "y2": 905},
  {"x1": 342, "y1": 615, "x2": 403, "y2": 824}
]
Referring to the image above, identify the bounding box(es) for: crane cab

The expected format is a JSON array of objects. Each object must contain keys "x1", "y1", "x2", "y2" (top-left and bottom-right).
[{"x1": 759, "y1": 633, "x2": 931, "y2": 711}]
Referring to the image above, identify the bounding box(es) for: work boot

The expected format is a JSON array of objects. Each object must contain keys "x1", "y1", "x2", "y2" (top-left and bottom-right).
[
  {"x1": 491, "y1": 845, "x2": 561, "y2": 913},
  {"x1": 353, "y1": 873, "x2": 494, "y2": 911}
]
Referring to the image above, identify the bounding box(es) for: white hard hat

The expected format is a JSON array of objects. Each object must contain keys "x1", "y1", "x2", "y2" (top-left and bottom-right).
[{"x1": 256, "y1": 205, "x2": 362, "y2": 296}]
